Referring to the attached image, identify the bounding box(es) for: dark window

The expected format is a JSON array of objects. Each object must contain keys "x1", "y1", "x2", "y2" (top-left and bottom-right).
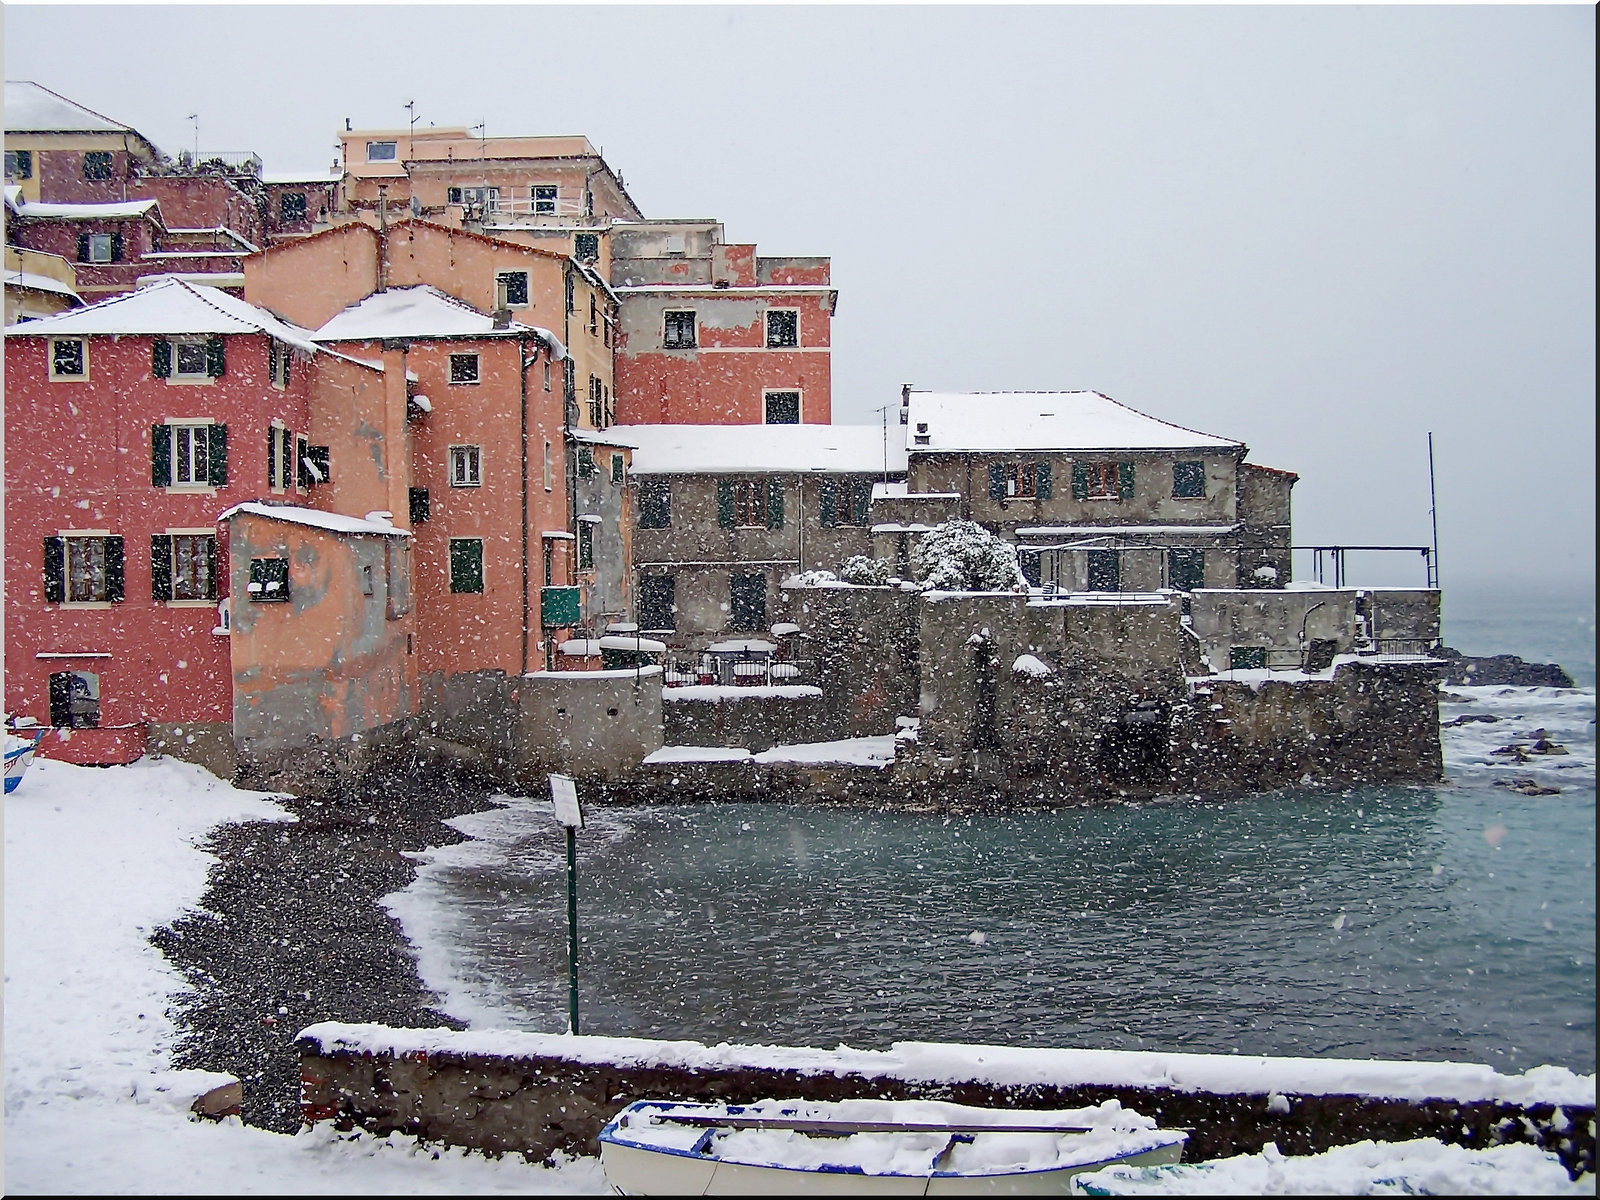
[
  {"x1": 638, "y1": 480, "x2": 671, "y2": 529},
  {"x1": 611, "y1": 453, "x2": 625, "y2": 483},
  {"x1": 577, "y1": 446, "x2": 595, "y2": 478},
  {"x1": 366, "y1": 141, "x2": 397, "y2": 161},
  {"x1": 51, "y1": 339, "x2": 86, "y2": 377},
  {"x1": 532, "y1": 184, "x2": 558, "y2": 214},
  {"x1": 730, "y1": 573, "x2": 767, "y2": 632},
  {"x1": 450, "y1": 445, "x2": 482, "y2": 487},
  {"x1": 449, "y1": 539, "x2": 484, "y2": 594},
  {"x1": 1230, "y1": 646, "x2": 1268, "y2": 671},
  {"x1": 174, "y1": 341, "x2": 210, "y2": 378},
  {"x1": 764, "y1": 390, "x2": 800, "y2": 425},
  {"x1": 820, "y1": 478, "x2": 873, "y2": 527},
  {"x1": 298, "y1": 440, "x2": 330, "y2": 488},
  {"x1": 449, "y1": 353, "x2": 479, "y2": 384},
  {"x1": 82, "y1": 151, "x2": 114, "y2": 181},
  {"x1": 497, "y1": 271, "x2": 529, "y2": 306},
  {"x1": 1074, "y1": 461, "x2": 1132, "y2": 501},
  {"x1": 588, "y1": 375, "x2": 604, "y2": 426},
  {"x1": 1168, "y1": 548, "x2": 1205, "y2": 592},
  {"x1": 1018, "y1": 549, "x2": 1042, "y2": 588},
  {"x1": 268, "y1": 425, "x2": 291, "y2": 490},
  {"x1": 573, "y1": 233, "x2": 599, "y2": 262},
  {"x1": 171, "y1": 424, "x2": 210, "y2": 484},
  {"x1": 278, "y1": 192, "x2": 308, "y2": 223},
  {"x1": 409, "y1": 487, "x2": 431, "y2": 524},
  {"x1": 248, "y1": 556, "x2": 290, "y2": 602},
  {"x1": 577, "y1": 521, "x2": 595, "y2": 570},
  {"x1": 718, "y1": 478, "x2": 782, "y2": 529},
  {"x1": 5, "y1": 149, "x2": 33, "y2": 180},
  {"x1": 152, "y1": 533, "x2": 218, "y2": 602},
  {"x1": 638, "y1": 575, "x2": 676, "y2": 631},
  {"x1": 765, "y1": 309, "x2": 799, "y2": 348},
  {"x1": 48, "y1": 671, "x2": 99, "y2": 729},
  {"x1": 663, "y1": 310, "x2": 697, "y2": 349},
  {"x1": 268, "y1": 340, "x2": 292, "y2": 388},
  {"x1": 79, "y1": 233, "x2": 119, "y2": 263},
  {"x1": 1087, "y1": 549, "x2": 1121, "y2": 592},
  {"x1": 1173, "y1": 460, "x2": 1206, "y2": 499}
]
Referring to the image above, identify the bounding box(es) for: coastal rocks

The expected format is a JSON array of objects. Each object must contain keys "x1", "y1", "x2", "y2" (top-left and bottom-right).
[
  {"x1": 1434, "y1": 647, "x2": 1575, "y2": 688},
  {"x1": 1494, "y1": 777, "x2": 1563, "y2": 797}
]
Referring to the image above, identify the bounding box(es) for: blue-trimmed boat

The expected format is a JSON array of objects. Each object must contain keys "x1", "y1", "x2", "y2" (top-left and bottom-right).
[
  {"x1": 5, "y1": 726, "x2": 42, "y2": 794},
  {"x1": 597, "y1": 1097, "x2": 1187, "y2": 1195}
]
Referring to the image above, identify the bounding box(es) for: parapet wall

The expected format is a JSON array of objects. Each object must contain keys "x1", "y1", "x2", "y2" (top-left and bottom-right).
[{"x1": 296, "y1": 1025, "x2": 1594, "y2": 1176}]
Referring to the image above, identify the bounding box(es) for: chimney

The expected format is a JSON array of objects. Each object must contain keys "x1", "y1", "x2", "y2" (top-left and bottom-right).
[{"x1": 492, "y1": 308, "x2": 511, "y2": 329}]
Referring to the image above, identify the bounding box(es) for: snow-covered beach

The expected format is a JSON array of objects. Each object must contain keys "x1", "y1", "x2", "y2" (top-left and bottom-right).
[{"x1": 4, "y1": 687, "x2": 1594, "y2": 1193}]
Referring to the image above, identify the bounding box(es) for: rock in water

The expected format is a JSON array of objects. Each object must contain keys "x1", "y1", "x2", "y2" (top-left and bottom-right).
[{"x1": 1434, "y1": 647, "x2": 1575, "y2": 688}]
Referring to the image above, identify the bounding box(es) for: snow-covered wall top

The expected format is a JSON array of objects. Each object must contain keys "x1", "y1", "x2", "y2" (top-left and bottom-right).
[
  {"x1": 219, "y1": 503, "x2": 412, "y2": 538},
  {"x1": 903, "y1": 391, "x2": 1243, "y2": 454},
  {"x1": 620, "y1": 423, "x2": 909, "y2": 476},
  {"x1": 298, "y1": 1024, "x2": 1595, "y2": 1108}
]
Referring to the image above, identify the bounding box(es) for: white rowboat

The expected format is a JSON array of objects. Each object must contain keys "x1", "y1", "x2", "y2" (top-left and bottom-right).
[{"x1": 598, "y1": 1097, "x2": 1188, "y2": 1196}]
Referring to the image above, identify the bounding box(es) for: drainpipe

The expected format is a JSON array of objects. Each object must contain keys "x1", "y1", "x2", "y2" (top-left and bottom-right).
[
  {"x1": 1300, "y1": 600, "x2": 1326, "y2": 669},
  {"x1": 520, "y1": 337, "x2": 533, "y2": 677},
  {"x1": 376, "y1": 184, "x2": 388, "y2": 293}
]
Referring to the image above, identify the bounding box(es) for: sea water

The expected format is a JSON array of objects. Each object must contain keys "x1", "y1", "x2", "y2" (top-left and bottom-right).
[{"x1": 390, "y1": 598, "x2": 1596, "y2": 1075}]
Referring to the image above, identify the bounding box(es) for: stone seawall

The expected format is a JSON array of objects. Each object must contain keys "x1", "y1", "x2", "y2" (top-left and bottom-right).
[{"x1": 297, "y1": 1027, "x2": 1594, "y2": 1176}]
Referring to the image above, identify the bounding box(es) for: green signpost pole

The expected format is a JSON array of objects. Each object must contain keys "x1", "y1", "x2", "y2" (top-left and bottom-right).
[
  {"x1": 566, "y1": 823, "x2": 580, "y2": 1035},
  {"x1": 549, "y1": 773, "x2": 584, "y2": 1035}
]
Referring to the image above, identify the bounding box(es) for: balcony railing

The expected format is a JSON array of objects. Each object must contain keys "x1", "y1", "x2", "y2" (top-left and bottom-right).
[
  {"x1": 663, "y1": 654, "x2": 814, "y2": 688},
  {"x1": 163, "y1": 151, "x2": 264, "y2": 178}
]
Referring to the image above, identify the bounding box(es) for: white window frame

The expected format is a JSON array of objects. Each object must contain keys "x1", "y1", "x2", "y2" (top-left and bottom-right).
[
  {"x1": 496, "y1": 269, "x2": 530, "y2": 308},
  {"x1": 543, "y1": 439, "x2": 553, "y2": 492},
  {"x1": 83, "y1": 233, "x2": 116, "y2": 264},
  {"x1": 663, "y1": 309, "x2": 697, "y2": 350},
  {"x1": 171, "y1": 339, "x2": 211, "y2": 382},
  {"x1": 269, "y1": 422, "x2": 291, "y2": 493},
  {"x1": 62, "y1": 531, "x2": 112, "y2": 606},
  {"x1": 449, "y1": 352, "x2": 480, "y2": 385},
  {"x1": 532, "y1": 184, "x2": 558, "y2": 215},
  {"x1": 449, "y1": 444, "x2": 483, "y2": 488},
  {"x1": 765, "y1": 308, "x2": 800, "y2": 349},
  {"x1": 366, "y1": 140, "x2": 398, "y2": 162},
  {"x1": 163, "y1": 527, "x2": 219, "y2": 606},
  {"x1": 168, "y1": 419, "x2": 215, "y2": 487},
  {"x1": 49, "y1": 338, "x2": 88, "y2": 381}
]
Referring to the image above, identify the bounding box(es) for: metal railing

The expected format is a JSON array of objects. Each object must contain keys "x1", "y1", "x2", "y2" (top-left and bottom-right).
[
  {"x1": 164, "y1": 151, "x2": 264, "y2": 177},
  {"x1": 663, "y1": 654, "x2": 814, "y2": 688},
  {"x1": 1360, "y1": 638, "x2": 1441, "y2": 659}
]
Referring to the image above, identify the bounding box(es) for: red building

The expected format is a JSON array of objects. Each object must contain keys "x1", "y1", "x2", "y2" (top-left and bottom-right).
[{"x1": 3, "y1": 279, "x2": 345, "y2": 766}]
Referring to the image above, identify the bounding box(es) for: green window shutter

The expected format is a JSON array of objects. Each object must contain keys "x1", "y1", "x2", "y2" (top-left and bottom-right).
[
  {"x1": 205, "y1": 336, "x2": 226, "y2": 378},
  {"x1": 851, "y1": 479, "x2": 871, "y2": 526},
  {"x1": 766, "y1": 478, "x2": 785, "y2": 529},
  {"x1": 1036, "y1": 461, "x2": 1053, "y2": 499},
  {"x1": 611, "y1": 453, "x2": 624, "y2": 483},
  {"x1": 43, "y1": 538, "x2": 66, "y2": 603},
  {"x1": 450, "y1": 539, "x2": 484, "y2": 594},
  {"x1": 1072, "y1": 461, "x2": 1088, "y2": 500},
  {"x1": 207, "y1": 424, "x2": 228, "y2": 486},
  {"x1": 151, "y1": 424, "x2": 172, "y2": 486},
  {"x1": 105, "y1": 537, "x2": 125, "y2": 603},
  {"x1": 577, "y1": 447, "x2": 594, "y2": 478},
  {"x1": 110, "y1": 232, "x2": 124, "y2": 262},
  {"x1": 152, "y1": 338, "x2": 172, "y2": 378},
  {"x1": 1118, "y1": 461, "x2": 1135, "y2": 500},
  {"x1": 151, "y1": 535, "x2": 173, "y2": 602},
  {"x1": 77, "y1": 233, "x2": 91, "y2": 263},
  {"x1": 716, "y1": 478, "x2": 735, "y2": 528},
  {"x1": 818, "y1": 479, "x2": 837, "y2": 527},
  {"x1": 988, "y1": 463, "x2": 1006, "y2": 500}
]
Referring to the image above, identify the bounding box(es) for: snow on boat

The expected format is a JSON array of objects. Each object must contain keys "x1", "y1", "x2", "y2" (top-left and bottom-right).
[
  {"x1": 5, "y1": 727, "x2": 42, "y2": 794},
  {"x1": 597, "y1": 1097, "x2": 1187, "y2": 1195}
]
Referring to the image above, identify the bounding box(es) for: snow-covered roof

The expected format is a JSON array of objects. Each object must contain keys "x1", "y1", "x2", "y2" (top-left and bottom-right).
[
  {"x1": 218, "y1": 503, "x2": 411, "y2": 538},
  {"x1": 135, "y1": 272, "x2": 246, "y2": 290},
  {"x1": 1015, "y1": 524, "x2": 1241, "y2": 538},
  {"x1": 3, "y1": 81, "x2": 140, "y2": 135},
  {"x1": 569, "y1": 427, "x2": 636, "y2": 448},
  {"x1": 312, "y1": 285, "x2": 563, "y2": 355},
  {"x1": 3, "y1": 270, "x2": 81, "y2": 302},
  {"x1": 260, "y1": 169, "x2": 341, "y2": 185},
  {"x1": 10, "y1": 198, "x2": 161, "y2": 222},
  {"x1": 2, "y1": 277, "x2": 319, "y2": 354},
  {"x1": 621, "y1": 423, "x2": 909, "y2": 476},
  {"x1": 903, "y1": 391, "x2": 1243, "y2": 454}
]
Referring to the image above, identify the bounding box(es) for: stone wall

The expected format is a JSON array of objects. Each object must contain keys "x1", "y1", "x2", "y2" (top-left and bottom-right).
[
  {"x1": 661, "y1": 688, "x2": 826, "y2": 752},
  {"x1": 511, "y1": 667, "x2": 664, "y2": 787},
  {"x1": 780, "y1": 583, "x2": 921, "y2": 741},
  {"x1": 297, "y1": 1032, "x2": 1593, "y2": 1177},
  {"x1": 147, "y1": 720, "x2": 238, "y2": 781}
]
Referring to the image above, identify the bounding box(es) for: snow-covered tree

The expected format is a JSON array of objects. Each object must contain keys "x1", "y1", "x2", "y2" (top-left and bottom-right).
[
  {"x1": 909, "y1": 520, "x2": 1027, "y2": 592},
  {"x1": 838, "y1": 555, "x2": 893, "y2": 586}
]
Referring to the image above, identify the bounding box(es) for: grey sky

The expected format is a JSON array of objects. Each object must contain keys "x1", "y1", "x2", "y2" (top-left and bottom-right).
[{"x1": 6, "y1": 5, "x2": 1594, "y2": 590}]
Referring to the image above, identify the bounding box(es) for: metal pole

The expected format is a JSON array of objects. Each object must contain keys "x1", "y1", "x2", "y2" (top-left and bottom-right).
[
  {"x1": 1427, "y1": 432, "x2": 1441, "y2": 590},
  {"x1": 566, "y1": 824, "x2": 580, "y2": 1034}
]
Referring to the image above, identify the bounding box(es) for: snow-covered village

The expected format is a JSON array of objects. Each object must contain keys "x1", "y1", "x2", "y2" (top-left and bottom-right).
[{"x1": 4, "y1": 7, "x2": 1595, "y2": 1195}]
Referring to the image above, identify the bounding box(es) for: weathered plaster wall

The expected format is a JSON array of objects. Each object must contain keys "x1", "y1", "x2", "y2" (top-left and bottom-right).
[
  {"x1": 1190, "y1": 589, "x2": 1360, "y2": 668},
  {"x1": 661, "y1": 691, "x2": 826, "y2": 752},
  {"x1": 780, "y1": 584, "x2": 921, "y2": 740}
]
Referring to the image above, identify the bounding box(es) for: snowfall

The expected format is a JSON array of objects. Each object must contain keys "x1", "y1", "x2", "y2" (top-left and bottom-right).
[{"x1": 4, "y1": 685, "x2": 1595, "y2": 1194}]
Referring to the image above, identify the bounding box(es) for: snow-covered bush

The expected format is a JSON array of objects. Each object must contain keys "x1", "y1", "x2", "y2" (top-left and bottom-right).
[
  {"x1": 782, "y1": 569, "x2": 838, "y2": 588},
  {"x1": 909, "y1": 520, "x2": 1027, "y2": 592},
  {"x1": 838, "y1": 555, "x2": 893, "y2": 586}
]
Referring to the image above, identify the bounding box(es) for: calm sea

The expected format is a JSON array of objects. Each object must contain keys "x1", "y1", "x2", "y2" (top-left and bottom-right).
[{"x1": 390, "y1": 591, "x2": 1596, "y2": 1075}]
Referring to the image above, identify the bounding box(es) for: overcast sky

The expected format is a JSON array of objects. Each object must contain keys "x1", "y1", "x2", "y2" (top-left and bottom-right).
[{"x1": 6, "y1": 4, "x2": 1594, "y2": 592}]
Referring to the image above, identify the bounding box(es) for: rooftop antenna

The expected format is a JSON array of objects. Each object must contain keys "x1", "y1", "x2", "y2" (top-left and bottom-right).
[
  {"x1": 186, "y1": 113, "x2": 198, "y2": 164},
  {"x1": 1427, "y1": 431, "x2": 1441, "y2": 591},
  {"x1": 405, "y1": 99, "x2": 419, "y2": 153}
]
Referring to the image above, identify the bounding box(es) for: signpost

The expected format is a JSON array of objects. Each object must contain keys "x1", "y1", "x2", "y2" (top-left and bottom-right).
[{"x1": 549, "y1": 773, "x2": 583, "y2": 1034}]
